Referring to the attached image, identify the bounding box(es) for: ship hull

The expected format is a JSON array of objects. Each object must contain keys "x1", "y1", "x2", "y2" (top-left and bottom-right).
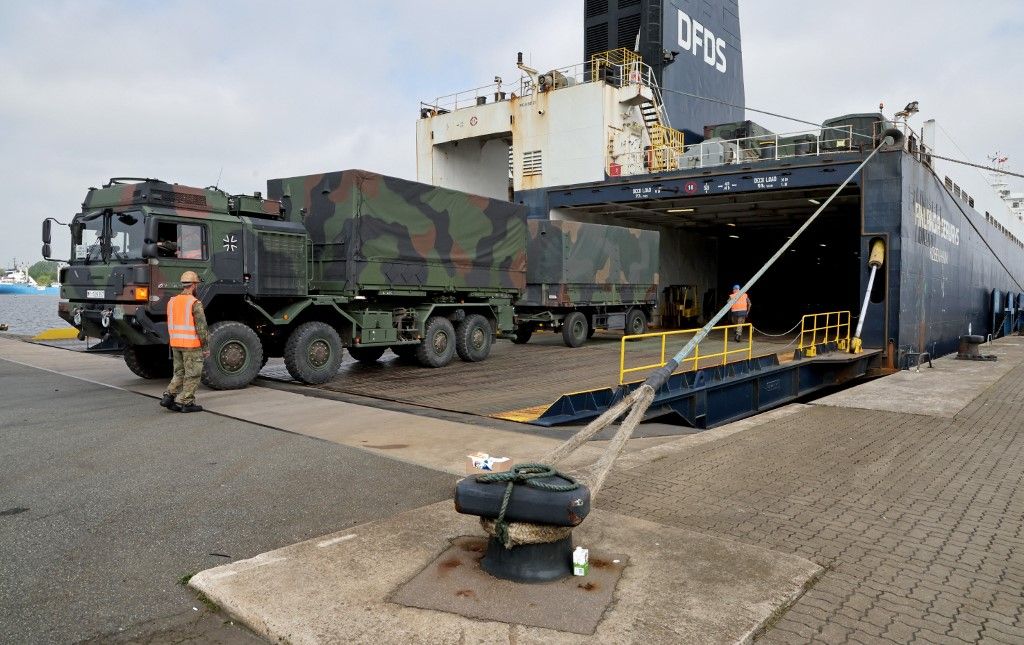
[{"x1": 0, "y1": 284, "x2": 60, "y2": 295}]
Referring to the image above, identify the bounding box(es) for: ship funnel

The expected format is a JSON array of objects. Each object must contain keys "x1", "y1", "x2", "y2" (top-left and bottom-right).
[{"x1": 881, "y1": 128, "x2": 905, "y2": 149}]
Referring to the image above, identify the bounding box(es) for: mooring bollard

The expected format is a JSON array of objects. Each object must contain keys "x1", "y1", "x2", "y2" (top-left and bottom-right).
[
  {"x1": 956, "y1": 335, "x2": 997, "y2": 361},
  {"x1": 454, "y1": 463, "x2": 591, "y2": 583}
]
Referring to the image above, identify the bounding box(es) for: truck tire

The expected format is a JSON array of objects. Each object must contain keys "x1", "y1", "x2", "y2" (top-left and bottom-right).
[
  {"x1": 349, "y1": 346, "x2": 387, "y2": 364},
  {"x1": 203, "y1": 321, "x2": 264, "y2": 390},
  {"x1": 283, "y1": 321, "x2": 343, "y2": 385},
  {"x1": 123, "y1": 344, "x2": 172, "y2": 379},
  {"x1": 625, "y1": 309, "x2": 648, "y2": 335},
  {"x1": 511, "y1": 324, "x2": 534, "y2": 345},
  {"x1": 416, "y1": 316, "x2": 456, "y2": 368},
  {"x1": 456, "y1": 314, "x2": 492, "y2": 362},
  {"x1": 562, "y1": 311, "x2": 589, "y2": 348}
]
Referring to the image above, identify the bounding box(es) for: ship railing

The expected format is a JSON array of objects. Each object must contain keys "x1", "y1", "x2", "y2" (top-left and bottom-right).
[
  {"x1": 618, "y1": 323, "x2": 753, "y2": 385},
  {"x1": 607, "y1": 125, "x2": 858, "y2": 175},
  {"x1": 421, "y1": 50, "x2": 661, "y2": 115},
  {"x1": 797, "y1": 311, "x2": 851, "y2": 357}
]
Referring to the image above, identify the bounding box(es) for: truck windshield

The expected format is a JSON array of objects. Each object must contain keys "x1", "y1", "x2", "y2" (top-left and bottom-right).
[{"x1": 72, "y1": 210, "x2": 146, "y2": 263}]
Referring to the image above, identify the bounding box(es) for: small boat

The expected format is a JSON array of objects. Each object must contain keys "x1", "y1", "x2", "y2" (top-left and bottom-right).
[{"x1": 0, "y1": 265, "x2": 60, "y2": 295}]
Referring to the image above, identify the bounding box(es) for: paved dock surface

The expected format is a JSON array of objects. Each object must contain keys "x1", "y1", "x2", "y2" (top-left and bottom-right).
[
  {"x1": 4, "y1": 334, "x2": 1024, "y2": 642},
  {"x1": 0, "y1": 360, "x2": 454, "y2": 643},
  {"x1": 600, "y1": 340, "x2": 1024, "y2": 643}
]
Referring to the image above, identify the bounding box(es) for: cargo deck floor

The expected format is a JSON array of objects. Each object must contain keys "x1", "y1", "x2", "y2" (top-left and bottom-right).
[{"x1": 259, "y1": 331, "x2": 806, "y2": 422}]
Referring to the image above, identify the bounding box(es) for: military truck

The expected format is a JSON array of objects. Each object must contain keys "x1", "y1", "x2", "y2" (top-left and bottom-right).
[
  {"x1": 512, "y1": 220, "x2": 659, "y2": 347},
  {"x1": 44, "y1": 171, "x2": 526, "y2": 388}
]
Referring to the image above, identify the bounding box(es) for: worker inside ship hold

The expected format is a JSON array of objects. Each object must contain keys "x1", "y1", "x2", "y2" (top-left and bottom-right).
[{"x1": 547, "y1": 181, "x2": 872, "y2": 336}]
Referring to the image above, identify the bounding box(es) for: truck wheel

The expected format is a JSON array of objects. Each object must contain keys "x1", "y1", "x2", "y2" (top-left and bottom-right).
[
  {"x1": 511, "y1": 324, "x2": 534, "y2": 345},
  {"x1": 456, "y1": 314, "x2": 492, "y2": 362},
  {"x1": 123, "y1": 344, "x2": 172, "y2": 379},
  {"x1": 349, "y1": 346, "x2": 387, "y2": 364},
  {"x1": 625, "y1": 309, "x2": 648, "y2": 335},
  {"x1": 562, "y1": 311, "x2": 589, "y2": 348},
  {"x1": 283, "y1": 321, "x2": 342, "y2": 385},
  {"x1": 203, "y1": 321, "x2": 265, "y2": 390},
  {"x1": 416, "y1": 316, "x2": 456, "y2": 368}
]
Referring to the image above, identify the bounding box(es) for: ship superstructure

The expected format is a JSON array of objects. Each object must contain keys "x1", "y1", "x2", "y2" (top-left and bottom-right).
[{"x1": 416, "y1": 0, "x2": 1024, "y2": 360}]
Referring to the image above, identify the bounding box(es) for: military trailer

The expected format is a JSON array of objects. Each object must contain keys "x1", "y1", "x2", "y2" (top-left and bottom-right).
[
  {"x1": 46, "y1": 171, "x2": 526, "y2": 388},
  {"x1": 512, "y1": 220, "x2": 659, "y2": 347}
]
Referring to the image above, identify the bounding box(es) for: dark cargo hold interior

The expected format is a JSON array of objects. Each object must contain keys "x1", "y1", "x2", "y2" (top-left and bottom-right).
[{"x1": 554, "y1": 185, "x2": 866, "y2": 334}]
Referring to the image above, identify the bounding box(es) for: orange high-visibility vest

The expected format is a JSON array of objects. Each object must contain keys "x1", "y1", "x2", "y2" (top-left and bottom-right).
[
  {"x1": 167, "y1": 294, "x2": 201, "y2": 348},
  {"x1": 730, "y1": 293, "x2": 750, "y2": 312}
]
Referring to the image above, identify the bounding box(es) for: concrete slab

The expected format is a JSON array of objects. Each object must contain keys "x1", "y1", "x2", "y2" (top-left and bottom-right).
[
  {"x1": 812, "y1": 339, "x2": 1024, "y2": 417},
  {"x1": 189, "y1": 501, "x2": 821, "y2": 644},
  {"x1": 0, "y1": 338, "x2": 602, "y2": 476},
  {"x1": 391, "y1": 536, "x2": 627, "y2": 635}
]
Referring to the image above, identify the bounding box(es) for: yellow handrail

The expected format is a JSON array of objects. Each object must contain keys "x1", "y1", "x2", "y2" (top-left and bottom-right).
[
  {"x1": 798, "y1": 311, "x2": 851, "y2": 355},
  {"x1": 589, "y1": 47, "x2": 643, "y2": 83},
  {"x1": 619, "y1": 323, "x2": 753, "y2": 385}
]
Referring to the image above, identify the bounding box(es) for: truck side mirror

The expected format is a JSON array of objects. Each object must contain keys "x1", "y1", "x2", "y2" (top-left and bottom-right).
[
  {"x1": 42, "y1": 243, "x2": 52, "y2": 259},
  {"x1": 142, "y1": 217, "x2": 159, "y2": 258},
  {"x1": 144, "y1": 216, "x2": 159, "y2": 243},
  {"x1": 42, "y1": 219, "x2": 52, "y2": 244}
]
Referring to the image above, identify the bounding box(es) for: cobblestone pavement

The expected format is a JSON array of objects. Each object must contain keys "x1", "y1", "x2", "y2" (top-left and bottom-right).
[{"x1": 600, "y1": 362, "x2": 1024, "y2": 643}]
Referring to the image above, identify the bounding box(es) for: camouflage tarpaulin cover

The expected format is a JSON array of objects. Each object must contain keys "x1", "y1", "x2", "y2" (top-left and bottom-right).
[
  {"x1": 267, "y1": 170, "x2": 526, "y2": 294},
  {"x1": 521, "y1": 220, "x2": 659, "y2": 307},
  {"x1": 526, "y1": 220, "x2": 659, "y2": 285}
]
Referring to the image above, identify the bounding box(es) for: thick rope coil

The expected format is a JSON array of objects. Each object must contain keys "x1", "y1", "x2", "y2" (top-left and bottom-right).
[{"x1": 475, "y1": 463, "x2": 579, "y2": 548}]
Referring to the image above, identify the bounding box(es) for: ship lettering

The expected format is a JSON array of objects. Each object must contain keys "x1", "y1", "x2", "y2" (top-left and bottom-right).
[
  {"x1": 677, "y1": 9, "x2": 727, "y2": 73},
  {"x1": 914, "y1": 201, "x2": 959, "y2": 246}
]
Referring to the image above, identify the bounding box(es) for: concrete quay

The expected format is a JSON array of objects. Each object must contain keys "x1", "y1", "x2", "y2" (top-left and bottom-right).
[{"x1": 2, "y1": 335, "x2": 1024, "y2": 642}]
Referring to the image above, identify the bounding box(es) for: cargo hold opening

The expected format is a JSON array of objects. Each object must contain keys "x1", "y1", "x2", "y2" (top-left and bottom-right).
[{"x1": 553, "y1": 185, "x2": 864, "y2": 334}]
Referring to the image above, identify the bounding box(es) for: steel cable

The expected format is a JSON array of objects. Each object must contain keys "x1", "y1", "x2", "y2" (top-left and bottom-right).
[{"x1": 544, "y1": 134, "x2": 901, "y2": 501}]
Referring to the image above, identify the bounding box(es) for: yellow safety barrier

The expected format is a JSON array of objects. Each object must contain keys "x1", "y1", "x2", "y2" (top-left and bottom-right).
[
  {"x1": 619, "y1": 323, "x2": 753, "y2": 385},
  {"x1": 589, "y1": 47, "x2": 643, "y2": 83},
  {"x1": 798, "y1": 311, "x2": 851, "y2": 357}
]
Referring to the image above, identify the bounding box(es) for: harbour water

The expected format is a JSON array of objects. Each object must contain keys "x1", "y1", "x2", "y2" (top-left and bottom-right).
[{"x1": 0, "y1": 294, "x2": 65, "y2": 337}]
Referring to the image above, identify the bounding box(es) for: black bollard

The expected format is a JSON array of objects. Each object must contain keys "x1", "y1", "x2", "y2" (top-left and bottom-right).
[{"x1": 454, "y1": 463, "x2": 590, "y2": 583}]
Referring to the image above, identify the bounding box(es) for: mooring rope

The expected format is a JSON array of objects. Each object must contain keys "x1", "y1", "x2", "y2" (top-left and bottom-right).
[
  {"x1": 475, "y1": 463, "x2": 579, "y2": 548},
  {"x1": 541, "y1": 132, "x2": 904, "y2": 502}
]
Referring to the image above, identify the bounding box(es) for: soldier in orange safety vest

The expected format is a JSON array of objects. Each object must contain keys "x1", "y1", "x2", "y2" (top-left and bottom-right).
[
  {"x1": 729, "y1": 284, "x2": 751, "y2": 342},
  {"x1": 159, "y1": 271, "x2": 210, "y2": 412}
]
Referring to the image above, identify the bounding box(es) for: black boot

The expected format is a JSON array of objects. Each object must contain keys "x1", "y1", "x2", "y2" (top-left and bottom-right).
[
  {"x1": 160, "y1": 394, "x2": 179, "y2": 411},
  {"x1": 179, "y1": 403, "x2": 204, "y2": 413}
]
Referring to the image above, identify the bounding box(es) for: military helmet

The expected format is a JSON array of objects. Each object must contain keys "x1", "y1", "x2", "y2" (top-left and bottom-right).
[{"x1": 180, "y1": 270, "x2": 201, "y2": 284}]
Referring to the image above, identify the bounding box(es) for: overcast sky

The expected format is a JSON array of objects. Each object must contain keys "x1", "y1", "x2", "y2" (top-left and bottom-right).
[{"x1": 1, "y1": 0, "x2": 1021, "y2": 266}]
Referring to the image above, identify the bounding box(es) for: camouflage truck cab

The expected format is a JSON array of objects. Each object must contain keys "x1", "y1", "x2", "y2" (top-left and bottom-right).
[
  {"x1": 47, "y1": 172, "x2": 526, "y2": 389},
  {"x1": 513, "y1": 220, "x2": 659, "y2": 347}
]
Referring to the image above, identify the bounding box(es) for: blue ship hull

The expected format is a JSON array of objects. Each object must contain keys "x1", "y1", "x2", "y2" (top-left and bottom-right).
[{"x1": 0, "y1": 284, "x2": 60, "y2": 296}]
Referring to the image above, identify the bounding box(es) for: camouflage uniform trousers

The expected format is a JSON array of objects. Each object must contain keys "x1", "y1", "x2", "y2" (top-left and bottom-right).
[
  {"x1": 165, "y1": 348, "x2": 204, "y2": 405},
  {"x1": 730, "y1": 311, "x2": 748, "y2": 341}
]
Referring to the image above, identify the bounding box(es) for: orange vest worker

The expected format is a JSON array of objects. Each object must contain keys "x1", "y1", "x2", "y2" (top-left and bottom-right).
[
  {"x1": 730, "y1": 292, "x2": 750, "y2": 312},
  {"x1": 167, "y1": 294, "x2": 202, "y2": 348}
]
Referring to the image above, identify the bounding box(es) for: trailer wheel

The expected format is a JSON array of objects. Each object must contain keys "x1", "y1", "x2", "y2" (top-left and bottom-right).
[
  {"x1": 203, "y1": 321, "x2": 265, "y2": 390},
  {"x1": 416, "y1": 316, "x2": 456, "y2": 367},
  {"x1": 283, "y1": 322, "x2": 342, "y2": 384},
  {"x1": 625, "y1": 309, "x2": 648, "y2": 335},
  {"x1": 123, "y1": 344, "x2": 173, "y2": 379},
  {"x1": 562, "y1": 311, "x2": 589, "y2": 348},
  {"x1": 456, "y1": 314, "x2": 492, "y2": 362},
  {"x1": 511, "y1": 324, "x2": 534, "y2": 345},
  {"x1": 348, "y1": 346, "x2": 387, "y2": 364}
]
